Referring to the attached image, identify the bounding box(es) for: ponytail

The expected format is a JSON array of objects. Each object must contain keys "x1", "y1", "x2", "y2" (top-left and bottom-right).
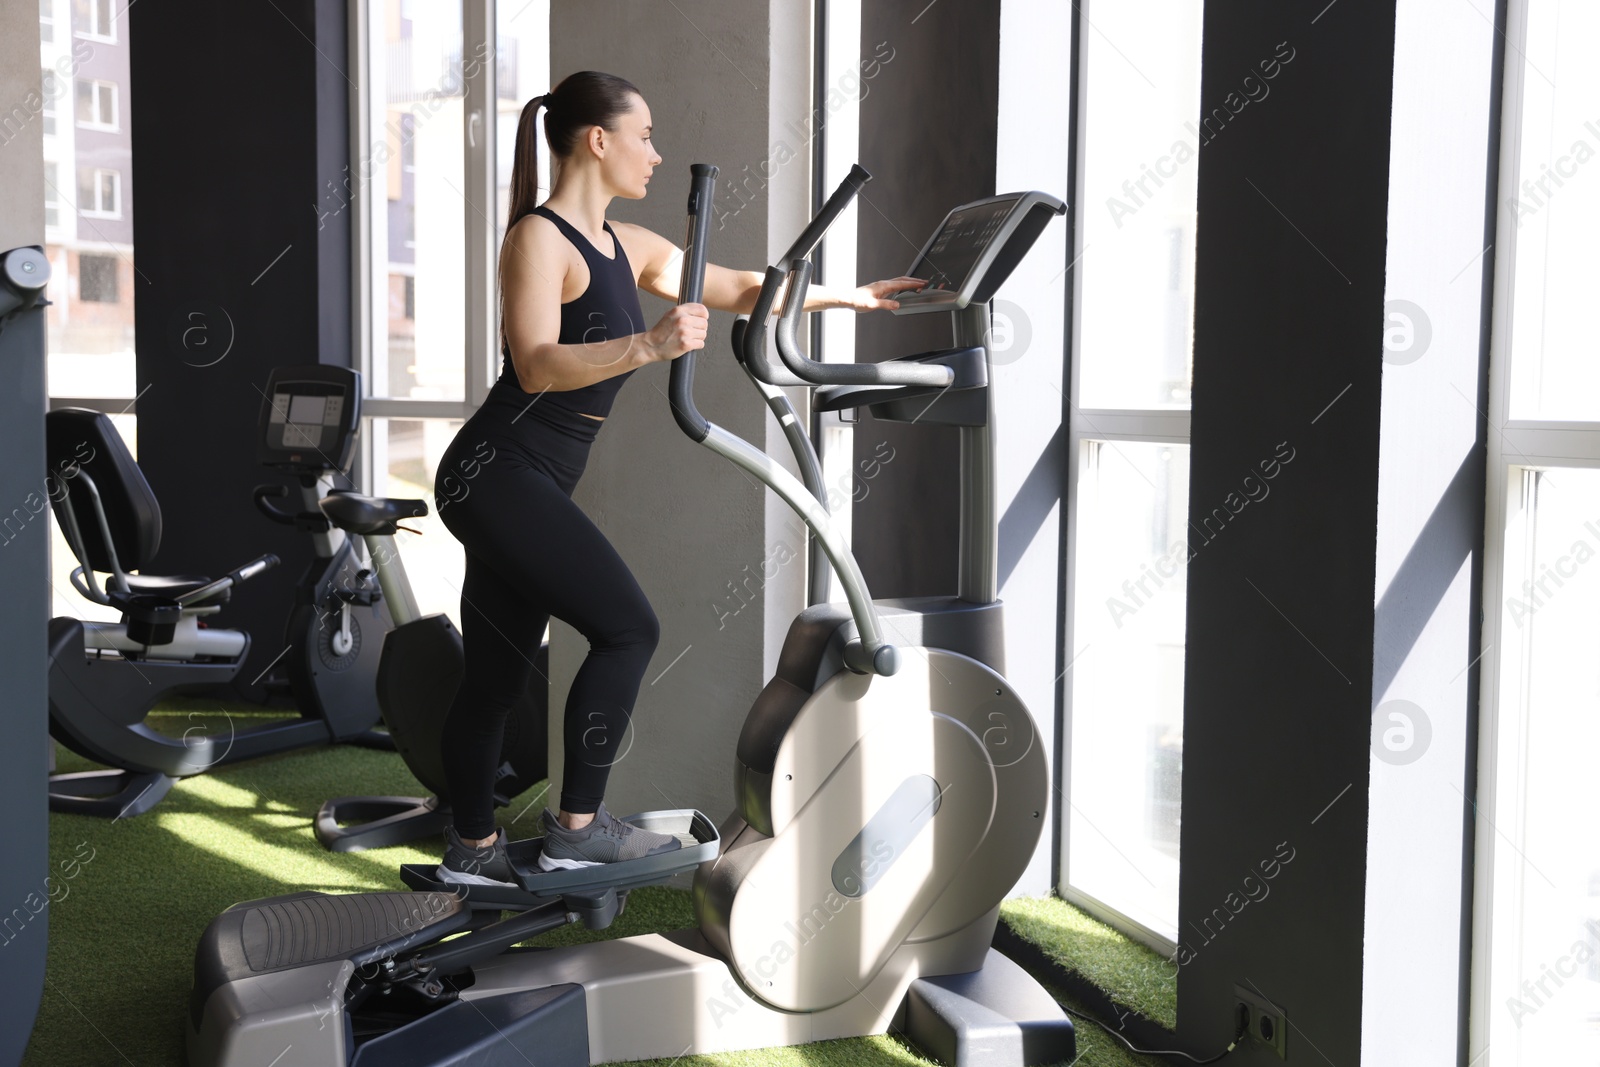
[{"x1": 504, "y1": 70, "x2": 645, "y2": 234}]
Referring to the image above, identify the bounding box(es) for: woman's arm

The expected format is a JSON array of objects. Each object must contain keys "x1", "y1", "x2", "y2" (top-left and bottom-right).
[
  {"x1": 615, "y1": 221, "x2": 927, "y2": 316},
  {"x1": 502, "y1": 216, "x2": 707, "y2": 392}
]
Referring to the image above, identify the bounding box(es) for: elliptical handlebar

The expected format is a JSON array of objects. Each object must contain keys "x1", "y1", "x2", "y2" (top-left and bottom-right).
[
  {"x1": 741, "y1": 166, "x2": 952, "y2": 390},
  {"x1": 773, "y1": 260, "x2": 953, "y2": 388},
  {"x1": 777, "y1": 162, "x2": 871, "y2": 269},
  {"x1": 667, "y1": 164, "x2": 720, "y2": 444},
  {"x1": 736, "y1": 165, "x2": 874, "y2": 384},
  {"x1": 666, "y1": 164, "x2": 897, "y2": 677}
]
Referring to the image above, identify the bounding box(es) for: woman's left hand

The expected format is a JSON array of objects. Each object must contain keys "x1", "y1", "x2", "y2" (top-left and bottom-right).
[{"x1": 838, "y1": 276, "x2": 927, "y2": 312}]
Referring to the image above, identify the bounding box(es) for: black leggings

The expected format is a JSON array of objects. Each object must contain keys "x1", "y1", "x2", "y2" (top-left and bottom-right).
[{"x1": 436, "y1": 438, "x2": 659, "y2": 839}]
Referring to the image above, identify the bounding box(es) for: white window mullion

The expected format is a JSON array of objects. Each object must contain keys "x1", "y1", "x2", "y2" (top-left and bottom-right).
[{"x1": 462, "y1": 0, "x2": 495, "y2": 408}]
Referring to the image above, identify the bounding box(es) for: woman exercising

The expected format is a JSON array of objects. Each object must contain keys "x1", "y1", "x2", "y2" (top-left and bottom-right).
[{"x1": 434, "y1": 70, "x2": 923, "y2": 886}]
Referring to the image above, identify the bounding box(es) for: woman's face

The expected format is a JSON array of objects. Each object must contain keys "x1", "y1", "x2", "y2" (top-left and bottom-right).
[{"x1": 602, "y1": 94, "x2": 662, "y2": 199}]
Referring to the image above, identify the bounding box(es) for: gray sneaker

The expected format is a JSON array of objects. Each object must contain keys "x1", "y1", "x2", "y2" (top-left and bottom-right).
[
  {"x1": 437, "y1": 825, "x2": 518, "y2": 887},
  {"x1": 537, "y1": 804, "x2": 682, "y2": 871}
]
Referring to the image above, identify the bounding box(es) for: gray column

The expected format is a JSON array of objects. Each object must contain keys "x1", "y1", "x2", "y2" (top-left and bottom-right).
[{"x1": 0, "y1": 8, "x2": 50, "y2": 1058}]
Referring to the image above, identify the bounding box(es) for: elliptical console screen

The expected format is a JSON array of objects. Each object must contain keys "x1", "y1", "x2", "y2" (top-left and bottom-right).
[
  {"x1": 267, "y1": 387, "x2": 346, "y2": 453},
  {"x1": 906, "y1": 197, "x2": 1019, "y2": 294},
  {"x1": 258, "y1": 366, "x2": 362, "y2": 473}
]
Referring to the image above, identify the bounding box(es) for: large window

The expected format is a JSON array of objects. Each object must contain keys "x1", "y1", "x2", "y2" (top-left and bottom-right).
[
  {"x1": 353, "y1": 0, "x2": 549, "y2": 614},
  {"x1": 366, "y1": 1, "x2": 465, "y2": 401},
  {"x1": 1475, "y1": 1, "x2": 1600, "y2": 1063},
  {"x1": 43, "y1": 3, "x2": 136, "y2": 403},
  {"x1": 1062, "y1": 0, "x2": 1202, "y2": 948},
  {"x1": 370, "y1": 418, "x2": 465, "y2": 621}
]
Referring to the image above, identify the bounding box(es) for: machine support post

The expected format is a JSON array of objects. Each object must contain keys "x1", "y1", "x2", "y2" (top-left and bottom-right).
[
  {"x1": 366, "y1": 533, "x2": 420, "y2": 628},
  {"x1": 955, "y1": 302, "x2": 998, "y2": 605}
]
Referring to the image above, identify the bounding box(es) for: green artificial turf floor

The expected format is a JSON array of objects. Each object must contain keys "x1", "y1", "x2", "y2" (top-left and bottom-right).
[{"x1": 24, "y1": 706, "x2": 1175, "y2": 1066}]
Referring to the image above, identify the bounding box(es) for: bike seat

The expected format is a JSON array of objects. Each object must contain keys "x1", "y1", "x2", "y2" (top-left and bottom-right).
[
  {"x1": 319, "y1": 491, "x2": 429, "y2": 535},
  {"x1": 125, "y1": 573, "x2": 230, "y2": 606}
]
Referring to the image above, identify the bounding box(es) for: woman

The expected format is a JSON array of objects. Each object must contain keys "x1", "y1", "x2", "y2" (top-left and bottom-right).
[{"x1": 434, "y1": 70, "x2": 923, "y2": 886}]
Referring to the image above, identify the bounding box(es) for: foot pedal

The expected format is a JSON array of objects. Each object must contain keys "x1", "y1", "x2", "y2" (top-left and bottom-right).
[{"x1": 400, "y1": 809, "x2": 718, "y2": 910}]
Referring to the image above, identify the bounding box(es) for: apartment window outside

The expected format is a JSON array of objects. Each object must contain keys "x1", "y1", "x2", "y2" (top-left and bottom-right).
[
  {"x1": 75, "y1": 79, "x2": 117, "y2": 129},
  {"x1": 42, "y1": 72, "x2": 56, "y2": 137},
  {"x1": 78, "y1": 168, "x2": 120, "y2": 217},
  {"x1": 44, "y1": 163, "x2": 60, "y2": 229},
  {"x1": 73, "y1": 0, "x2": 116, "y2": 41},
  {"x1": 1062, "y1": 0, "x2": 1202, "y2": 951},
  {"x1": 1474, "y1": 1, "x2": 1600, "y2": 1064},
  {"x1": 78, "y1": 254, "x2": 118, "y2": 303}
]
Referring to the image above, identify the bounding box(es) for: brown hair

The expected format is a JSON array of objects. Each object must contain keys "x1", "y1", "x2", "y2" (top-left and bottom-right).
[{"x1": 504, "y1": 70, "x2": 645, "y2": 233}]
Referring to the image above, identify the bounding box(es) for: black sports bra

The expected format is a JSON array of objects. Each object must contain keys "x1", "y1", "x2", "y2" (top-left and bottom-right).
[{"x1": 481, "y1": 205, "x2": 645, "y2": 443}]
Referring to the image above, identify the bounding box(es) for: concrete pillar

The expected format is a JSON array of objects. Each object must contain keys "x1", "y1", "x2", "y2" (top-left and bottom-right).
[
  {"x1": 0, "y1": 7, "x2": 51, "y2": 1057},
  {"x1": 546, "y1": 1, "x2": 811, "y2": 822}
]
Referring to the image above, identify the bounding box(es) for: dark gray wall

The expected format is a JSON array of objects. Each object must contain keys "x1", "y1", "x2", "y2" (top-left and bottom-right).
[
  {"x1": 0, "y1": 5, "x2": 50, "y2": 1056},
  {"x1": 1175, "y1": 3, "x2": 1395, "y2": 1061},
  {"x1": 129, "y1": 0, "x2": 352, "y2": 700},
  {"x1": 852, "y1": 0, "x2": 1000, "y2": 599}
]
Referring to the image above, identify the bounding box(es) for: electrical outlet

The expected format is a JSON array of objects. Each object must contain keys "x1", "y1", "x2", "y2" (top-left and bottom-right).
[{"x1": 1234, "y1": 984, "x2": 1288, "y2": 1059}]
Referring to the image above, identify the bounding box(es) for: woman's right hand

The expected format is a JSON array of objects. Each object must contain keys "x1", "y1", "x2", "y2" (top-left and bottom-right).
[{"x1": 645, "y1": 303, "x2": 709, "y2": 362}]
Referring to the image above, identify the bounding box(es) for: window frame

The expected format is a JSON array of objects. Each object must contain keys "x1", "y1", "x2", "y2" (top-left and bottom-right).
[
  {"x1": 74, "y1": 0, "x2": 116, "y2": 43},
  {"x1": 1469, "y1": 0, "x2": 1600, "y2": 1059},
  {"x1": 77, "y1": 252, "x2": 119, "y2": 303},
  {"x1": 75, "y1": 79, "x2": 118, "y2": 131},
  {"x1": 77, "y1": 167, "x2": 121, "y2": 219}
]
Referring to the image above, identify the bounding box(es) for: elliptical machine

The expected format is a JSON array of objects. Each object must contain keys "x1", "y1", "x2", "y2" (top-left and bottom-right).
[{"x1": 188, "y1": 165, "x2": 1072, "y2": 1067}]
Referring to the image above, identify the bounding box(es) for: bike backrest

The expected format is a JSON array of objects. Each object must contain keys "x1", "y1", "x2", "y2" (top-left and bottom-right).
[{"x1": 46, "y1": 408, "x2": 162, "y2": 574}]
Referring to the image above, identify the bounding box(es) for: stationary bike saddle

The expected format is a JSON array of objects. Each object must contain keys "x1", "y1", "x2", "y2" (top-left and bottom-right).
[
  {"x1": 125, "y1": 573, "x2": 230, "y2": 605},
  {"x1": 319, "y1": 491, "x2": 429, "y2": 536}
]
